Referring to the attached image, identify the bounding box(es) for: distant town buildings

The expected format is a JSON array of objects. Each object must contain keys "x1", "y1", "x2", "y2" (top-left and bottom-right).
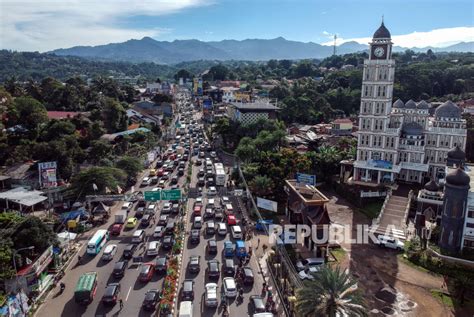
[{"x1": 226, "y1": 101, "x2": 279, "y2": 125}]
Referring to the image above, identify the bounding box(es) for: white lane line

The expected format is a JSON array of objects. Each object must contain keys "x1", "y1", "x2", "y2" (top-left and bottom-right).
[{"x1": 125, "y1": 286, "x2": 132, "y2": 301}]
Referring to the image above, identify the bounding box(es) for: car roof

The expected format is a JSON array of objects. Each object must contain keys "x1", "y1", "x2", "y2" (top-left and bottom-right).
[
  {"x1": 183, "y1": 280, "x2": 193, "y2": 290},
  {"x1": 104, "y1": 244, "x2": 116, "y2": 252}
]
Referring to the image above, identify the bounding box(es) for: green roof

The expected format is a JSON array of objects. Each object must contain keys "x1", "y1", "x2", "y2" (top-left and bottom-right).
[{"x1": 75, "y1": 272, "x2": 98, "y2": 293}]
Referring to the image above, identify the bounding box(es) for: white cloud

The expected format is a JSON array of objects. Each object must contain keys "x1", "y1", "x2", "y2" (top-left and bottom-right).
[
  {"x1": 322, "y1": 27, "x2": 474, "y2": 48},
  {"x1": 0, "y1": 0, "x2": 213, "y2": 52}
]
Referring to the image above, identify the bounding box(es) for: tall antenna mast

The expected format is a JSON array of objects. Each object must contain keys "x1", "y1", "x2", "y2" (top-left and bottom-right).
[{"x1": 333, "y1": 34, "x2": 337, "y2": 56}]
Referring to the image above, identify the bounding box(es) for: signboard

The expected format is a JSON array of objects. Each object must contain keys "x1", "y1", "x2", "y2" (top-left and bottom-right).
[
  {"x1": 203, "y1": 98, "x2": 213, "y2": 109},
  {"x1": 32, "y1": 245, "x2": 53, "y2": 276},
  {"x1": 144, "y1": 189, "x2": 182, "y2": 201},
  {"x1": 38, "y1": 161, "x2": 57, "y2": 188},
  {"x1": 197, "y1": 78, "x2": 203, "y2": 96},
  {"x1": 296, "y1": 173, "x2": 316, "y2": 186},
  {"x1": 147, "y1": 152, "x2": 156, "y2": 163},
  {"x1": 257, "y1": 197, "x2": 278, "y2": 212},
  {"x1": 233, "y1": 189, "x2": 243, "y2": 196},
  {"x1": 193, "y1": 78, "x2": 199, "y2": 95}
]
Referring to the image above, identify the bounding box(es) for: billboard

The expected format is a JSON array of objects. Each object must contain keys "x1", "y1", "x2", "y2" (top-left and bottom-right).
[
  {"x1": 257, "y1": 197, "x2": 278, "y2": 212},
  {"x1": 193, "y1": 78, "x2": 199, "y2": 95},
  {"x1": 38, "y1": 161, "x2": 57, "y2": 188},
  {"x1": 197, "y1": 78, "x2": 203, "y2": 96},
  {"x1": 296, "y1": 172, "x2": 316, "y2": 186},
  {"x1": 203, "y1": 98, "x2": 213, "y2": 109}
]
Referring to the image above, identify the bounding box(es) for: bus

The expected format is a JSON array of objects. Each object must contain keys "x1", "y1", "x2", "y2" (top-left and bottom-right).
[
  {"x1": 74, "y1": 272, "x2": 98, "y2": 305},
  {"x1": 86, "y1": 229, "x2": 109, "y2": 255}
]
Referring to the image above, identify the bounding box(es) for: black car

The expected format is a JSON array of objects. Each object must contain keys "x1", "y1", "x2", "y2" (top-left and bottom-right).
[
  {"x1": 155, "y1": 256, "x2": 168, "y2": 273},
  {"x1": 123, "y1": 244, "x2": 137, "y2": 259},
  {"x1": 178, "y1": 168, "x2": 185, "y2": 176},
  {"x1": 141, "y1": 214, "x2": 152, "y2": 227},
  {"x1": 142, "y1": 289, "x2": 160, "y2": 311},
  {"x1": 198, "y1": 169, "x2": 205, "y2": 177},
  {"x1": 171, "y1": 176, "x2": 178, "y2": 185},
  {"x1": 190, "y1": 229, "x2": 200, "y2": 244},
  {"x1": 162, "y1": 235, "x2": 174, "y2": 250},
  {"x1": 224, "y1": 259, "x2": 235, "y2": 276},
  {"x1": 250, "y1": 295, "x2": 266, "y2": 313},
  {"x1": 156, "y1": 160, "x2": 163, "y2": 167},
  {"x1": 102, "y1": 283, "x2": 121, "y2": 305},
  {"x1": 188, "y1": 255, "x2": 201, "y2": 273},
  {"x1": 195, "y1": 160, "x2": 202, "y2": 166},
  {"x1": 198, "y1": 177, "x2": 205, "y2": 186},
  {"x1": 206, "y1": 178, "x2": 215, "y2": 186},
  {"x1": 243, "y1": 266, "x2": 254, "y2": 285},
  {"x1": 204, "y1": 208, "x2": 215, "y2": 220},
  {"x1": 207, "y1": 260, "x2": 220, "y2": 279},
  {"x1": 207, "y1": 239, "x2": 218, "y2": 255},
  {"x1": 112, "y1": 260, "x2": 128, "y2": 278},
  {"x1": 181, "y1": 280, "x2": 194, "y2": 301},
  {"x1": 165, "y1": 220, "x2": 175, "y2": 234}
]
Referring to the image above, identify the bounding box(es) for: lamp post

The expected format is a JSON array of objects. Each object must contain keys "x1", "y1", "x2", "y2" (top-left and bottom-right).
[{"x1": 12, "y1": 246, "x2": 35, "y2": 315}]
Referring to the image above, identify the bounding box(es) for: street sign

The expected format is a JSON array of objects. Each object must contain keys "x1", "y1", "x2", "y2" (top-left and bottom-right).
[
  {"x1": 144, "y1": 191, "x2": 161, "y2": 201},
  {"x1": 161, "y1": 189, "x2": 182, "y2": 200},
  {"x1": 296, "y1": 173, "x2": 316, "y2": 186}
]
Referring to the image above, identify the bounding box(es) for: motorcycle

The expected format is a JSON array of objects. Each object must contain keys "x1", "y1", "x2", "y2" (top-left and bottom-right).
[{"x1": 59, "y1": 283, "x2": 65, "y2": 295}]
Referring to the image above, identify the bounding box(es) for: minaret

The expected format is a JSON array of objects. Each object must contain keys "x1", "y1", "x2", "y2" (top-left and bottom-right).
[{"x1": 354, "y1": 20, "x2": 397, "y2": 184}]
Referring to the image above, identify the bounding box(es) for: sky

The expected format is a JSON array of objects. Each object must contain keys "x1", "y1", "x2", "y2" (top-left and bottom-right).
[{"x1": 1, "y1": 0, "x2": 473, "y2": 52}]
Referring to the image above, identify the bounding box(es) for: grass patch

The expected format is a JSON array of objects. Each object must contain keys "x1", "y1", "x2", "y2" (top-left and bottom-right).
[
  {"x1": 331, "y1": 248, "x2": 347, "y2": 263},
  {"x1": 358, "y1": 201, "x2": 383, "y2": 219},
  {"x1": 397, "y1": 254, "x2": 434, "y2": 274},
  {"x1": 431, "y1": 290, "x2": 455, "y2": 308}
]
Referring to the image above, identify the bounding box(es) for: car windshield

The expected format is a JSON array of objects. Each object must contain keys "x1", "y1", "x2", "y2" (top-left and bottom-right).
[
  {"x1": 104, "y1": 285, "x2": 116, "y2": 296},
  {"x1": 141, "y1": 266, "x2": 151, "y2": 274}
]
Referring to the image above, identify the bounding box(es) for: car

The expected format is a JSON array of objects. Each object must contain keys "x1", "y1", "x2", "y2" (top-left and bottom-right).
[
  {"x1": 193, "y1": 205, "x2": 202, "y2": 216},
  {"x1": 210, "y1": 151, "x2": 217, "y2": 158},
  {"x1": 206, "y1": 178, "x2": 215, "y2": 186},
  {"x1": 197, "y1": 177, "x2": 205, "y2": 186},
  {"x1": 195, "y1": 197, "x2": 203, "y2": 205},
  {"x1": 162, "y1": 171, "x2": 170, "y2": 180},
  {"x1": 193, "y1": 216, "x2": 202, "y2": 229},
  {"x1": 181, "y1": 280, "x2": 194, "y2": 301},
  {"x1": 178, "y1": 168, "x2": 185, "y2": 176},
  {"x1": 198, "y1": 169, "x2": 205, "y2": 177},
  {"x1": 298, "y1": 268, "x2": 316, "y2": 281},
  {"x1": 190, "y1": 229, "x2": 200, "y2": 244},
  {"x1": 141, "y1": 214, "x2": 153, "y2": 227},
  {"x1": 110, "y1": 223, "x2": 123, "y2": 236},
  {"x1": 141, "y1": 177, "x2": 151, "y2": 187},
  {"x1": 165, "y1": 220, "x2": 175, "y2": 234},
  {"x1": 205, "y1": 283, "x2": 218, "y2": 307},
  {"x1": 188, "y1": 255, "x2": 201, "y2": 273},
  {"x1": 150, "y1": 176, "x2": 159, "y2": 185},
  {"x1": 217, "y1": 222, "x2": 227, "y2": 236},
  {"x1": 171, "y1": 176, "x2": 178, "y2": 184},
  {"x1": 162, "y1": 203, "x2": 172, "y2": 214},
  {"x1": 112, "y1": 260, "x2": 128, "y2": 278},
  {"x1": 157, "y1": 168, "x2": 164, "y2": 176},
  {"x1": 142, "y1": 289, "x2": 160, "y2": 311},
  {"x1": 125, "y1": 217, "x2": 138, "y2": 228},
  {"x1": 223, "y1": 259, "x2": 235, "y2": 276},
  {"x1": 227, "y1": 215, "x2": 237, "y2": 225},
  {"x1": 223, "y1": 277, "x2": 237, "y2": 298},
  {"x1": 153, "y1": 226, "x2": 164, "y2": 238},
  {"x1": 102, "y1": 283, "x2": 121, "y2": 305},
  {"x1": 206, "y1": 221, "x2": 216, "y2": 235},
  {"x1": 207, "y1": 260, "x2": 220, "y2": 279},
  {"x1": 215, "y1": 209, "x2": 224, "y2": 222},
  {"x1": 195, "y1": 160, "x2": 202, "y2": 166},
  {"x1": 147, "y1": 241, "x2": 160, "y2": 257},
  {"x1": 204, "y1": 207, "x2": 215, "y2": 219},
  {"x1": 376, "y1": 235, "x2": 405, "y2": 250},
  {"x1": 123, "y1": 244, "x2": 137, "y2": 259},
  {"x1": 149, "y1": 169, "x2": 157, "y2": 176},
  {"x1": 295, "y1": 257, "x2": 325, "y2": 272},
  {"x1": 158, "y1": 180, "x2": 166, "y2": 188},
  {"x1": 155, "y1": 256, "x2": 168, "y2": 273},
  {"x1": 231, "y1": 225, "x2": 243, "y2": 239},
  {"x1": 221, "y1": 196, "x2": 230, "y2": 205},
  {"x1": 139, "y1": 263, "x2": 155, "y2": 282},
  {"x1": 207, "y1": 186, "x2": 217, "y2": 196},
  {"x1": 242, "y1": 266, "x2": 255, "y2": 285},
  {"x1": 162, "y1": 235, "x2": 174, "y2": 250},
  {"x1": 207, "y1": 239, "x2": 218, "y2": 255},
  {"x1": 156, "y1": 160, "x2": 163, "y2": 167},
  {"x1": 172, "y1": 203, "x2": 180, "y2": 213},
  {"x1": 199, "y1": 151, "x2": 205, "y2": 158},
  {"x1": 250, "y1": 295, "x2": 266, "y2": 313},
  {"x1": 146, "y1": 204, "x2": 157, "y2": 215},
  {"x1": 101, "y1": 244, "x2": 118, "y2": 261},
  {"x1": 158, "y1": 215, "x2": 168, "y2": 226}
]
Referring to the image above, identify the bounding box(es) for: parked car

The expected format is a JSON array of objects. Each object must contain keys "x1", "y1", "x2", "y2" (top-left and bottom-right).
[
  {"x1": 223, "y1": 277, "x2": 237, "y2": 298},
  {"x1": 102, "y1": 283, "x2": 121, "y2": 305},
  {"x1": 207, "y1": 239, "x2": 218, "y2": 255},
  {"x1": 376, "y1": 235, "x2": 405, "y2": 250},
  {"x1": 295, "y1": 258, "x2": 325, "y2": 272},
  {"x1": 242, "y1": 266, "x2": 254, "y2": 285},
  {"x1": 207, "y1": 260, "x2": 220, "y2": 279},
  {"x1": 223, "y1": 259, "x2": 235, "y2": 276},
  {"x1": 188, "y1": 255, "x2": 201, "y2": 273},
  {"x1": 181, "y1": 280, "x2": 195, "y2": 301},
  {"x1": 112, "y1": 260, "x2": 128, "y2": 278},
  {"x1": 142, "y1": 289, "x2": 160, "y2": 311}
]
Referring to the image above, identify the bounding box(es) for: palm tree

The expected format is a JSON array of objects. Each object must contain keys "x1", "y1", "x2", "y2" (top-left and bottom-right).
[
  {"x1": 249, "y1": 175, "x2": 274, "y2": 196},
  {"x1": 295, "y1": 266, "x2": 367, "y2": 317}
]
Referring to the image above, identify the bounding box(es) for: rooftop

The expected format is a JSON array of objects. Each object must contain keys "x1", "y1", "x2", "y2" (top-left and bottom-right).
[
  {"x1": 285, "y1": 180, "x2": 329, "y2": 204},
  {"x1": 229, "y1": 102, "x2": 279, "y2": 111},
  {"x1": 0, "y1": 187, "x2": 47, "y2": 207}
]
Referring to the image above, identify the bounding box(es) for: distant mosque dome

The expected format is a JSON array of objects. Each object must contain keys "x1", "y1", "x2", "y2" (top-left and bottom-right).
[
  {"x1": 392, "y1": 99, "x2": 404, "y2": 109},
  {"x1": 405, "y1": 99, "x2": 417, "y2": 109},
  {"x1": 435, "y1": 101, "x2": 461, "y2": 119},
  {"x1": 424, "y1": 179, "x2": 439, "y2": 192},
  {"x1": 417, "y1": 100, "x2": 430, "y2": 109},
  {"x1": 446, "y1": 167, "x2": 470, "y2": 186}
]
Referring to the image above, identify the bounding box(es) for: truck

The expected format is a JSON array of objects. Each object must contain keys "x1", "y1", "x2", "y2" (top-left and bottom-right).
[
  {"x1": 114, "y1": 210, "x2": 127, "y2": 224},
  {"x1": 215, "y1": 168, "x2": 226, "y2": 186}
]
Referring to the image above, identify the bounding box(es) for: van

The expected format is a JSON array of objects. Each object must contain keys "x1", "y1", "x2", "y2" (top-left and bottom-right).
[
  {"x1": 178, "y1": 301, "x2": 193, "y2": 317},
  {"x1": 231, "y1": 225, "x2": 242, "y2": 239},
  {"x1": 218, "y1": 222, "x2": 227, "y2": 236},
  {"x1": 132, "y1": 230, "x2": 145, "y2": 243},
  {"x1": 225, "y1": 203, "x2": 234, "y2": 215}
]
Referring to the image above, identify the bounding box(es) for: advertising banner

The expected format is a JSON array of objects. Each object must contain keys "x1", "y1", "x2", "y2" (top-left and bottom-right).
[
  {"x1": 203, "y1": 98, "x2": 213, "y2": 109},
  {"x1": 193, "y1": 78, "x2": 199, "y2": 95},
  {"x1": 38, "y1": 162, "x2": 57, "y2": 188},
  {"x1": 197, "y1": 78, "x2": 203, "y2": 96},
  {"x1": 257, "y1": 197, "x2": 278, "y2": 212}
]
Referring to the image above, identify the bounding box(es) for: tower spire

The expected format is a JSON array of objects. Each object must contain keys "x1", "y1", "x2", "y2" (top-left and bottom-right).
[{"x1": 382, "y1": 15, "x2": 384, "y2": 24}]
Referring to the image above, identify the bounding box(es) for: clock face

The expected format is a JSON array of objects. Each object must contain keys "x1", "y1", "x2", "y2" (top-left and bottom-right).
[{"x1": 374, "y1": 46, "x2": 385, "y2": 58}]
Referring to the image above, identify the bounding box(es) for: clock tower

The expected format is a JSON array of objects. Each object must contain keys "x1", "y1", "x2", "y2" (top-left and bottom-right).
[{"x1": 354, "y1": 21, "x2": 397, "y2": 184}]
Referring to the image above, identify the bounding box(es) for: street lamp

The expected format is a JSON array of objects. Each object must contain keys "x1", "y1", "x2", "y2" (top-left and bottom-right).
[{"x1": 13, "y1": 246, "x2": 35, "y2": 315}]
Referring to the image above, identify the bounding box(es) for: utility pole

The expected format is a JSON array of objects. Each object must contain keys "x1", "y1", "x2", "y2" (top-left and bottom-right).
[{"x1": 333, "y1": 34, "x2": 337, "y2": 56}]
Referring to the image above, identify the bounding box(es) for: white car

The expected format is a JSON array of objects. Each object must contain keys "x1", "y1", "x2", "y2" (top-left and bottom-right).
[
  {"x1": 231, "y1": 225, "x2": 242, "y2": 239},
  {"x1": 153, "y1": 226, "x2": 164, "y2": 238},
  {"x1": 194, "y1": 216, "x2": 202, "y2": 229},
  {"x1": 147, "y1": 241, "x2": 160, "y2": 256},
  {"x1": 221, "y1": 196, "x2": 230, "y2": 205},
  {"x1": 295, "y1": 258, "x2": 324, "y2": 272},
  {"x1": 298, "y1": 268, "x2": 316, "y2": 280},
  {"x1": 162, "y1": 203, "x2": 172, "y2": 213},
  {"x1": 376, "y1": 235, "x2": 404, "y2": 250},
  {"x1": 223, "y1": 277, "x2": 237, "y2": 298},
  {"x1": 207, "y1": 186, "x2": 217, "y2": 196},
  {"x1": 101, "y1": 244, "x2": 117, "y2": 261},
  {"x1": 205, "y1": 283, "x2": 218, "y2": 307},
  {"x1": 195, "y1": 197, "x2": 203, "y2": 205}
]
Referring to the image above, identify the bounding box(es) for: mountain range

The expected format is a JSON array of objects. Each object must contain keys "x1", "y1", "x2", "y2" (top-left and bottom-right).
[{"x1": 49, "y1": 37, "x2": 474, "y2": 64}]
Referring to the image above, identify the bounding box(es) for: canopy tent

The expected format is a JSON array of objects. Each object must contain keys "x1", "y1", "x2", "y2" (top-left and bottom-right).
[
  {"x1": 0, "y1": 187, "x2": 47, "y2": 211},
  {"x1": 57, "y1": 231, "x2": 78, "y2": 245}
]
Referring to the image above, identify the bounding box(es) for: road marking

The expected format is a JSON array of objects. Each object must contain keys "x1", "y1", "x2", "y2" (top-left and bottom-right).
[{"x1": 125, "y1": 286, "x2": 132, "y2": 301}]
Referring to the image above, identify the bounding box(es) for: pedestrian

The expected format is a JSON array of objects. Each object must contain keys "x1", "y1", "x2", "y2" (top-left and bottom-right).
[
  {"x1": 257, "y1": 237, "x2": 260, "y2": 249},
  {"x1": 119, "y1": 299, "x2": 124, "y2": 310},
  {"x1": 249, "y1": 246, "x2": 253, "y2": 256}
]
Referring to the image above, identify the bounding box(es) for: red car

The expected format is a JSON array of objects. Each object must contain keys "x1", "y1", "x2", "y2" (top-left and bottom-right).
[
  {"x1": 193, "y1": 205, "x2": 202, "y2": 216},
  {"x1": 227, "y1": 215, "x2": 237, "y2": 225},
  {"x1": 157, "y1": 168, "x2": 164, "y2": 177},
  {"x1": 139, "y1": 263, "x2": 155, "y2": 282},
  {"x1": 110, "y1": 224, "x2": 123, "y2": 236}
]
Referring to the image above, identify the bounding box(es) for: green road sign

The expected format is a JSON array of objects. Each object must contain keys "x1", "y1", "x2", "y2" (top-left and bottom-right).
[
  {"x1": 144, "y1": 191, "x2": 161, "y2": 201},
  {"x1": 161, "y1": 189, "x2": 181, "y2": 200}
]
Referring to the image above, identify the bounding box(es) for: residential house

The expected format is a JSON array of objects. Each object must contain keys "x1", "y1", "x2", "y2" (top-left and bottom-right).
[{"x1": 227, "y1": 101, "x2": 279, "y2": 125}]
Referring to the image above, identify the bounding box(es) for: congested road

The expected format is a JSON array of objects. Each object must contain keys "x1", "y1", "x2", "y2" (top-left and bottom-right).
[{"x1": 36, "y1": 93, "x2": 268, "y2": 317}]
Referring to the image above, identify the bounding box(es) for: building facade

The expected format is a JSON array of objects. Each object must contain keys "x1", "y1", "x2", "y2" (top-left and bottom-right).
[
  {"x1": 353, "y1": 22, "x2": 467, "y2": 186},
  {"x1": 226, "y1": 102, "x2": 279, "y2": 125}
]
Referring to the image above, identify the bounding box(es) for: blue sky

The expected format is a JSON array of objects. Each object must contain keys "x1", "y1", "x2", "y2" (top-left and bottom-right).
[{"x1": 1, "y1": 0, "x2": 473, "y2": 51}]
